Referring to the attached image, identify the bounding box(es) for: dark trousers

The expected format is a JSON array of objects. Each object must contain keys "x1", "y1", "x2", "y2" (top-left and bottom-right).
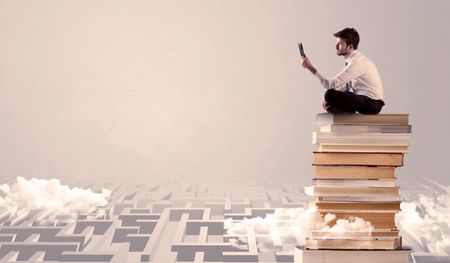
[{"x1": 324, "y1": 89, "x2": 385, "y2": 115}]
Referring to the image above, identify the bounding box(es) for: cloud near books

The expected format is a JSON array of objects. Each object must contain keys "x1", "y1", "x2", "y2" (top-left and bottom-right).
[
  {"x1": 225, "y1": 207, "x2": 316, "y2": 251},
  {"x1": 225, "y1": 186, "x2": 450, "y2": 254},
  {"x1": 396, "y1": 186, "x2": 450, "y2": 255},
  {"x1": 0, "y1": 177, "x2": 111, "y2": 219},
  {"x1": 225, "y1": 206, "x2": 374, "y2": 251}
]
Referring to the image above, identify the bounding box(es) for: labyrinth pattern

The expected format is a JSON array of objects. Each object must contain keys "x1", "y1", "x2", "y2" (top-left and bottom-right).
[{"x1": 0, "y1": 176, "x2": 448, "y2": 263}]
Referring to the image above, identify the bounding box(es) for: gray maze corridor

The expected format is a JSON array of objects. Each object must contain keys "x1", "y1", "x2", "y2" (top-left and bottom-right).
[{"x1": 0, "y1": 175, "x2": 449, "y2": 263}]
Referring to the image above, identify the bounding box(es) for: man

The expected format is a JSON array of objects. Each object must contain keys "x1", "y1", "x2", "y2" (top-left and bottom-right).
[{"x1": 301, "y1": 28, "x2": 385, "y2": 114}]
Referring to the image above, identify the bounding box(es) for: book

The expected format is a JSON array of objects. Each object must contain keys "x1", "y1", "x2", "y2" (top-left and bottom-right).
[
  {"x1": 319, "y1": 124, "x2": 412, "y2": 133},
  {"x1": 313, "y1": 152, "x2": 404, "y2": 166},
  {"x1": 310, "y1": 201, "x2": 401, "y2": 211},
  {"x1": 317, "y1": 113, "x2": 409, "y2": 125},
  {"x1": 308, "y1": 112, "x2": 411, "y2": 253},
  {"x1": 314, "y1": 166, "x2": 396, "y2": 180},
  {"x1": 317, "y1": 144, "x2": 408, "y2": 153},
  {"x1": 316, "y1": 195, "x2": 402, "y2": 202},
  {"x1": 319, "y1": 221, "x2": 396, "y2": 230},
  {"x1": 316, "y1": 211, "x2": 397, "y2": 227},
  {"x1": 305, "y1": 186, "x2": 400, "y2": 197},
  {"x1": 313, "y1": 132, "x2": 411, "y2": 146},
  {"x1": 310, "y1": 229, "x2": 400, "y2": 238},
  {"x1": 305, "y1": 237, "x2": 402, "y2": 250},
  {"x1": 296, "y1": 246, "x2": 410, "y2": 263},
  {"x1": 313, "y1": 179, "x2": 396, "y2": 187}
]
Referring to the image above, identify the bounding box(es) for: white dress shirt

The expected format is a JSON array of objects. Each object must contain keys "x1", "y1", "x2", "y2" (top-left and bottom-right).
[{"x1": 314, "y1": 50, "x2": 384, "y2": 100}]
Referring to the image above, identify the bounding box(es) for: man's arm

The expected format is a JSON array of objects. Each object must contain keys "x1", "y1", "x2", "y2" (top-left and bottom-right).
[
  {"x1": 301, "y1": 56, "x2": 317, "y2": 75},
  {"x1": 301, "y1": 56, "x2": 364, "y2": 91}
]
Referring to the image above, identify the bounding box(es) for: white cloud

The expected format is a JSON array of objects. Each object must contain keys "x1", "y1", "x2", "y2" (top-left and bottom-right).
[
  {"x1": 396, "y1": 186, "x2": 450, "y2": 255},
  {"x1": 225, "y1": 206, "x2": 373, "y2": 251},
  {"x1": 226, "y1": 186, "x2": 450, "y2": 254},
  {"x1": 320, "y1": 215, "x2": 374, "y2": 234},
  {"x1": 0, "y1": 177, "x2": 111, "y2": 220},
  {"x1": 225, "y1": 207, "x2": 315, "y2": 251}
]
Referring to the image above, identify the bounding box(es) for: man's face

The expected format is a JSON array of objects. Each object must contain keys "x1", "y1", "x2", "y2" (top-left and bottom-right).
[{"x1": 335, "y1": 37, "x2": 352, "y2": 56}]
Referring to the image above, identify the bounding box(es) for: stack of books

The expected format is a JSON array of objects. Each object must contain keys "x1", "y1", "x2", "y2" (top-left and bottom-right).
[{"x1": 299, "y1": 113, "x2": 412, "y2": 263}]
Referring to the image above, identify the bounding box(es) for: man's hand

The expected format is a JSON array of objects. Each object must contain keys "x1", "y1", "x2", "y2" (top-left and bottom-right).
[{"x1": 301, "y1": 56, "x2": 317, "y2": 75}]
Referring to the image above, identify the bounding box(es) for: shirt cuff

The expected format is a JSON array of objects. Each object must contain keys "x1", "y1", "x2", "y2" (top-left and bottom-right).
[{"x1": 314, "y1": 71, "x2": 329, "y2": 89}]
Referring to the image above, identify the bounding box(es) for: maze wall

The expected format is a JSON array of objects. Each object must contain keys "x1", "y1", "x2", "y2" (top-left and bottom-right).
[
  {"x1": 0, "y1": 178, "x2": 311, "y2": 263},
  {"x1": 0, "y1": 176, "x2": 448, "y2": 263}
]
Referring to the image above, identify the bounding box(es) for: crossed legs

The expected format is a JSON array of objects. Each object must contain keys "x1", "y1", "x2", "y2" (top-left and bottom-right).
[{"x1": 323, "y1": 89, "x2": 384, "y2": 115}]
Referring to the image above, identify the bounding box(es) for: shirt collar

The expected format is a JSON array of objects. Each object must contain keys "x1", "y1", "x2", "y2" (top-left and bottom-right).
[{"x1": 345, "y1": 50, "x2": 361, "y2": 64}]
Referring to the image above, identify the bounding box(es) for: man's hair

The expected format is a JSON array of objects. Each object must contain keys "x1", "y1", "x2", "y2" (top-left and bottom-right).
[{"x1": 333, "y1": 28, "x2": 360, "y2": 50}]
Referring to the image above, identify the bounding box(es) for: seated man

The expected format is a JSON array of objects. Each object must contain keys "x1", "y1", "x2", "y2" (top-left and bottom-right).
[{"x1": 301, "y1": 28, "x2": 385, "y2": 114}]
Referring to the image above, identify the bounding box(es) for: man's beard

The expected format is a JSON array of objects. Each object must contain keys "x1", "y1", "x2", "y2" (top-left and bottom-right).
[{"x1": 337, "y1": 50, "x2": 348, "y2": 56}]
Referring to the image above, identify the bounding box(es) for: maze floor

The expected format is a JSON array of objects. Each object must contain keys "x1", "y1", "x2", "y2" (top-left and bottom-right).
[{"x1": 0, "y1": 175, "x2": 448, "y2": 263}]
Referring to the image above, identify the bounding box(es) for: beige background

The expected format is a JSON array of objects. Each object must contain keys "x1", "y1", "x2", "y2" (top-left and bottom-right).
[{"x1": 1, "y1": 0, "x2": 449, "y2": 184}]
